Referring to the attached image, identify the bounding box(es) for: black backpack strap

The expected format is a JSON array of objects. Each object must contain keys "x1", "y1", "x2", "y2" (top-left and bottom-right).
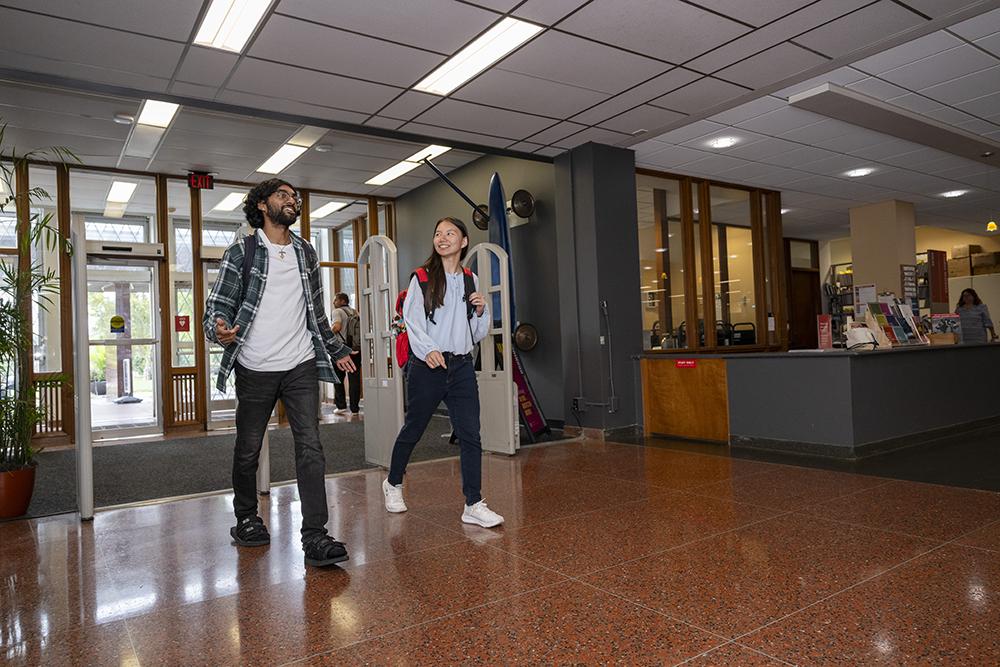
[
  {"x1": 462, "y1": 268, "x2": 476, "y2": 321},
  {"x1": 412, "y1": 268, "x2": 436, "y2": 324},
  {"x1": 240, "y1": 232, "x2": 258, "y2": 303}
]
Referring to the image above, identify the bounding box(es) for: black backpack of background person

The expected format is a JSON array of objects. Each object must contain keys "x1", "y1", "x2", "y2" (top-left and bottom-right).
[{"x1": 341, "y1": 306, "x2": 361, "y2": 352}]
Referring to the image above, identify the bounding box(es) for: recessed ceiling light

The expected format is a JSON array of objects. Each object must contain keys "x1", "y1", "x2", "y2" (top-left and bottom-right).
[
  {"x1": 707, "y1": 136, "x2": 738, "y2": 149},
  {"x1": 311, "y1": 201, "x2": 349, "y2": 218},
  {"x1": 780, "y1": 208, "x2": 790, "y2": 214},
  {"x1": 106, "y1": 181, "x2": 138, "y2": 204},
  {"x1": 136, "y1": 100, "x2": 179, "y2": 128},
  {"x1": 313, "y1": 144, "x2": 333, "y2": 153},
  {"x1": 365, "y1": 145, "x2": 452, "y2": 186},
  {"x1": 415, "y1": 17, "x2": 543, "y2": 95},
  {"x1": 845, "y1": 167, "x2": 874, "y2": 178},
  {"x1": 643, "y1": 265, "x2": 653, "y2": 270},
  {"x1": 257, "y1": 144, "x2": 308, "y2": 174},
  {"x1": 113, "y1": 113, "x2": 135, "y2": 125},
  {"x1": 940, "y1": 190, "x2": 968, "y2": 198},
  {"x1": 211, "y1": 192, "x2": 246, "y2": 212},
  {"x1": 194, "y1": 0, "x2": 270, "y2": 53},
  {"x1": 982, "y1": 151, "x2": 995, "y2": 158}
]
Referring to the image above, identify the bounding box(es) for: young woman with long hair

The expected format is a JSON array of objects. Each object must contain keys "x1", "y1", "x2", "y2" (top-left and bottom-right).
[
  {"x1": 956, "y1": 287, "x2": 998, "y2": 344},
  {"x1": 382, "y1": 217, "x2": 504, "y2": 528}
]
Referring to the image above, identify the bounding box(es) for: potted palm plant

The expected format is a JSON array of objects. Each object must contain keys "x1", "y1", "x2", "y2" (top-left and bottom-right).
[{"x1": 0, "y1": 120, "x2": 75, "y2": 518}]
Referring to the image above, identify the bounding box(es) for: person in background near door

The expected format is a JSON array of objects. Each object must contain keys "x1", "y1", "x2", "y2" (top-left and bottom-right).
[
  {"x1": 382, "y1": 217, "x2": 504, "y2": 528},
  {"x1": 956, "y1": 288, "x2": 998, "y2": 344},
  {"x1": 204, "y1": 178, "x2": 357, "y2": 568},
  {"x1": 331, "y1": 292, "x2": 362, "y2": 414},
  {"x1": 650, "y1": 320, "x2": 663, "y2": 349}
]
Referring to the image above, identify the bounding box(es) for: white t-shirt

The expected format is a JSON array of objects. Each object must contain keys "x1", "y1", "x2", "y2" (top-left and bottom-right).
[{"x1": 238, "y1": 230, "x2": 316, "y2": 372}]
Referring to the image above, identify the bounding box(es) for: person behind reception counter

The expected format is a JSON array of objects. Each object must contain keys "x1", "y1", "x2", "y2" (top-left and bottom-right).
[{"x1": 956, "y1": 288, "x2": 998, "y2": 344}]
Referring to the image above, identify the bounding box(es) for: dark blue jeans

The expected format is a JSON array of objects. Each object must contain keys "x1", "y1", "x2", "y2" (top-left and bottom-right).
[
  {"x1": 388, "y1": 353, "x2": 483, "y2": 505},
  {"x1": 233, "y1": 359, "x2": 329, "y2": 545}
]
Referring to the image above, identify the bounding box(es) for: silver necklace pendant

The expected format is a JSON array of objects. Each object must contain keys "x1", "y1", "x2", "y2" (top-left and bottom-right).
[{"x1": 278, "y1": 248, "x2": 286, "y2": 260}]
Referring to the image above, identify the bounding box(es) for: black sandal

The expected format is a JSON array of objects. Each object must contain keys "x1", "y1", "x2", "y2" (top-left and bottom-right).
[
  {"x1": 304, "y1": 535, "x2": 349, "y2": 567},
  {"x1": 230, "y1": 516, "x2": 270, "y2": 547}
]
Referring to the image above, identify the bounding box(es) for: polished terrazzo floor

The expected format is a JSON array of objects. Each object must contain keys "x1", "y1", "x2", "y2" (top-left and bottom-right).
[{"x1": 3, "y1": 439, "x2": 999, "y2": 665}]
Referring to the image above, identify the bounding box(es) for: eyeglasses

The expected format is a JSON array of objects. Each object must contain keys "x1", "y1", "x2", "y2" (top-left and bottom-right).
[{"x1": 272, "y1": 190, "x2": 302, "y2": 207}]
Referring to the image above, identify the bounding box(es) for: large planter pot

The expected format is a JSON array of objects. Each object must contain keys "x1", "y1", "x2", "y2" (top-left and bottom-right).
[{"x1": 0, "y1": 464, "x2": 36, "y2": 518}]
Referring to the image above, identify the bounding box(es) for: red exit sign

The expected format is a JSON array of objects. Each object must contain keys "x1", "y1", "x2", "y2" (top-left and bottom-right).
[
  {"x1": 188, "y1": 172, "x2": 214, "y2": 190},
  {"x1": 675, "y1": 359, "x2": 697, "y2": 368}
]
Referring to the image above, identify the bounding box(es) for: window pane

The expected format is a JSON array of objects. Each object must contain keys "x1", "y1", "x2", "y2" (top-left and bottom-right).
[
  {"x1": 201, "y1": 186, "x2": 247, "y2": 249},
  {"x1": 309, "y1": 194, "x2": 356, "y2": 260},
  {"x1": 29, "y1": 165, "x2": 62, "y2": 372},
  {"x1": 72, "y1": 170, "x2": 157, "y2": 243},
  {"x1": 789, "y1": 240, "x2": 814, "y2": 269},
  {"x1": 636, "y1": 174, "x2": 685, "y2": 350},
  {"x1": 0, "y1": 161, "x2": 14, "y2": 249},
  {"x1": 167, "y1": 180, "x2": 194, "y2": 367},
  {"x1": 692, "y1": 182, "x2": 703, "y2": 348},
  {"x1": 710, "y1": 186, "x2": 756, "y2": 346}
]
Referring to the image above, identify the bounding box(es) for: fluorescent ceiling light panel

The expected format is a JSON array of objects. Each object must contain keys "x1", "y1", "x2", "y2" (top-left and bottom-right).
[
  {"x1": 136, "y1": 100, "x2": 180, "y2": 128},
  {"x1": 708, "y1": 136, "x2": 738, "y2": 149},
  {"x1": 106, "y1": 181, "x2": 138, "y2": 203},
  {"x1": 940, "y1": 190, "x2": 968, "y2": 198},
  {"x1": 211, "y1": 192, "x2": 246, "y2": 211},
  {"x1": 311, "y1": 201, "x2": 349, "y2": 218},
  {"x1": 256, "y1": 144, "x2": 307, "y2": 174},
  {"x1": 845, "y1": 168, "x2": 874, "y2": 178},
  {"x1": 103, "y1": 202, "x2": 127, "y2": 219},
  {"x1": 365, "y1": 145, "x2": 452, "y2": 186},
  {"x1": 288, "y1": 126, "x2": 327, "y2": 148},
  {"x1": 415, "y1": 18, "x2": 543, "y2": 95},
  {"x1": 194, "y1": 0, "x2": 270, "y2": 53}
]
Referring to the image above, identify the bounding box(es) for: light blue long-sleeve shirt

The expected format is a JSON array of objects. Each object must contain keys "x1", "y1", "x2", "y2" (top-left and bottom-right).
[{"x1": 403, "y1": 271, "x2": 490, "y2": 361}]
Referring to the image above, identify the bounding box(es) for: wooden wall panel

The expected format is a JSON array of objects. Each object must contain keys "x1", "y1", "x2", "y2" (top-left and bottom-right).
[{"x1": 641, "y1": 358, "x2": 729, "y2": 442}]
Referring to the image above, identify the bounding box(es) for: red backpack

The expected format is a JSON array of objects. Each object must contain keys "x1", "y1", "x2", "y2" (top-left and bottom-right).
[{"x1": 393, "y1": 267, "x2": 476, "y2": 367}]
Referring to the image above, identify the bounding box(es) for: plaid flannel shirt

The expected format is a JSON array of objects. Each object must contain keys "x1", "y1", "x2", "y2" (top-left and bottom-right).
[{"x1": 203, "y1": 230, "x2": 349, "y2": 392}]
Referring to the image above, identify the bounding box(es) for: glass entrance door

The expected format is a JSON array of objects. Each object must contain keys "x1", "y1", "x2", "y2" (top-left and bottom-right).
[
  {"x1": 86, "y1": 258, "x2": 162, "y2": 439},
  {"x1": 203, "y1": 260, "x2": 235, "y2": 429}
]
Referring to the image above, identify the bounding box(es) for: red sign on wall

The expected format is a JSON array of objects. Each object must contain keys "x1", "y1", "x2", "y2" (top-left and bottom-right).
[
  {"x1": 817, "y1": 314, "x2": 833, "y2": 349},
  {"x1": 175, "y1": 315, "x2": 190, "y2": 332},
  {"x1": 187, "y1": 172, "x2": 214, "y2": 190},
  {"x1": 675, "y1": 359, "x2": 697, "y2": 368}
]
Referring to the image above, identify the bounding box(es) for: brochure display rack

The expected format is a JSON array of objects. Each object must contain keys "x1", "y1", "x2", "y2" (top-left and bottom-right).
[{"x1": 863, "y1": 297, "x2": 929, "y2": 348}]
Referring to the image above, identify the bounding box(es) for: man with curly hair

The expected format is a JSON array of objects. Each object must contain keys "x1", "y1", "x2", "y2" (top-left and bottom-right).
[{"x1": 204, "y1": 178, "x2": 356, "y2": 567}]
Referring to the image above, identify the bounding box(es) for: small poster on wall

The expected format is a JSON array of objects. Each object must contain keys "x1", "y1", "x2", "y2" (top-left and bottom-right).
[
  {"x1": 853, "y1": 283, "x2": 876, "y2": 319},
  {"x1": 817, "y1": 314, "x2": 833, "y2": 349}
]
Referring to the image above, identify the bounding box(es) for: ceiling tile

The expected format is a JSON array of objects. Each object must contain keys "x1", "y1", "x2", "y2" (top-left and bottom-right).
[
  {"x1": 672, "y1": 153, "x2": 753, "y2": 175},
  {"x1": 597, "y1": 105, "x2": 686, "y2": 135},
  {"x1": 250, "y1": 14, "x2": 444, "y2": 88},
  {"x1": 636, "y1": 145, "x2": 708, "y2": 169},
  {"x1": 975, "y1": 31, "x2": 1000, "y2": 57},
  {"x1": 795, "y1": 0, "x2": 927, "y2": 59},
  {"x1": 759, "y1": 145, "x2": 837, "y2": 167},
  {"x1": 652, "y1": 77, "x2": 748, "y2": 114},
  {"x1": 884, "y1": 93, "x2": 945, "y2": 115},
  {"x1": 377, "y1": 91, "x2": 442, "y2": 121},
  {"x1": 534, "y1": 146, "x2": 564, "y2": 157},
  {"x1": 653, "y1": 119, "x2": 728, "y2": 144},
  {"x1": 0, "y1": 49, "x2": 172, "y2": 93},
  {"x1": 879, "y1": 44, "x2": 999, "y2": 89},
  {"x1": 949, "y1": 7, "x2": 1000, "y2": 40},
  {"x1": 716, "y1": 42, "x2": 829, "y2": 89},
  {"x1": 557, "y1": 0, "x2": 750, "y2": 64},
  {"x1": 363, "y1": 116, "x2": 405, "y2": 130},
  {"x1": 497, "y1": 30, "x2": 668, "y2": 95},
  {"x1": 736, "y1": 105, "x2": 825, "y2": 134},
  {"x1": 687, "y1": 0, "x2": 870, "y2": 73},
  {"x1": 956, "y1": 90, "x2": 1000, "y2": 119},
  {"x1": 454, "y1": 68, "x2": 609, "y2": 117},
  {"x1": 0, "y1": 0, "x2": 203, "y2": 41},
  {"x1": 708, "y1": 95, "x2": 786, "y2": 125},
  {"x1": 845, "y1": 75, "x2": 910, "y2": 100},
  {"x1": 684, "y1": 0, "x2": 817, "y2": 27},
  {"x1": 276, "y1": 0, "x2": 499, "y2": 53},
  {"x1": 0, "y1": 10, "x2": 184, "y2": 78},
  {"x1": 524, "y1": 121, "x2": 586, "y2": 145},
  {"x1": 679, "y1": 127, "x2": 768, "y2": 151},
  {"x1": 464, "y1": 0, "x2": 519, "y2": 11},
  {"x1": 513, "y1": 0, "x2": 590, "y2": 25},
  {"x1": 175, "y1": 46, "x2": 238, "y2": 87},
  {"x1": 901, "y1": 0, "x2": 990, "y2": 19},
  {"x1": 724, "y1": 136, "x2": 802, "y2": 161},
  {"x1": 507, "y1": 141, "x2": 546, "y2": 153},
  {"x1": 169, "y1": 81, "x2": 218, "y2": 99},
  {"x1": 227, "y1": 59, "x2": 400, "y2": 115},
  {"x1": 553, "y1": 126, "x2": 631, "y2": 149},
  {"x1": 414, "y1": 99, "x2": 555, "y2": 139},
  {"x1": 400, "y1": 122, "x2": 515, "y2": 149},
  {"x1": 851, "y1": 31, "x2": 963, "y2": 75},
  {"x1": 569, "y1": 68, "x2": 701, "y2": 125},
  {"x1": 216, "y1": 89, "x2": 370, "y2": 125}
]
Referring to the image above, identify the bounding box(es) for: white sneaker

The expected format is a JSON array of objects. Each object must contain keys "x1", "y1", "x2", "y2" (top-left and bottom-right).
[
  {"x1": 383, "y1": 478, "x2": 407, "y2": 513},
  {"x1": 461, "y1": 500, "x2": 504, "y2": 528},
  {"x1": 333, "y1": 408, "x2": 348, "y2": 415}
]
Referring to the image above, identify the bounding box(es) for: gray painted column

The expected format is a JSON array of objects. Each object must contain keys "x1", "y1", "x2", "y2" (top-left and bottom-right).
[{"x1": 555, "y1": 143, "x2": 642, "y2": 433}]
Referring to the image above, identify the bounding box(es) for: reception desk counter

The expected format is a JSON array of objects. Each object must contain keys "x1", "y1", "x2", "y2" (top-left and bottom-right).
[{"x1": 641, "y1": 344, "x2": 1000, "y2": 459}]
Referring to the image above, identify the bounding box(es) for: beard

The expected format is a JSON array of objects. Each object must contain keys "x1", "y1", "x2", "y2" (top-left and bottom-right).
[{"x1": 267, "y1": 201, "x2": 299, "y2": 227}]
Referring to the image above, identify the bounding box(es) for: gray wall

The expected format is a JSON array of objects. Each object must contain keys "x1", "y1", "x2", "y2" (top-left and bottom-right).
[
  {"x1": 555, "y1": 143, "x2": 643, "y2": 431},
  {"x1": 393, "y1": 154, "x2": 564, "y2": 422}
]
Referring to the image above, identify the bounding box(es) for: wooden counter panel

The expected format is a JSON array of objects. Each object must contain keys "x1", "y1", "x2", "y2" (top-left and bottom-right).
[{"x1": 641, "y1": 358, "x2": 729, "y2": 442}]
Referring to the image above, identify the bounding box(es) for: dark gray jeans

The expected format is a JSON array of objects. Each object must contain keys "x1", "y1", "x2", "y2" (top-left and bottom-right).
[{"x1": 233, "y1": 359, "x2": 329, "y2": 545}]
